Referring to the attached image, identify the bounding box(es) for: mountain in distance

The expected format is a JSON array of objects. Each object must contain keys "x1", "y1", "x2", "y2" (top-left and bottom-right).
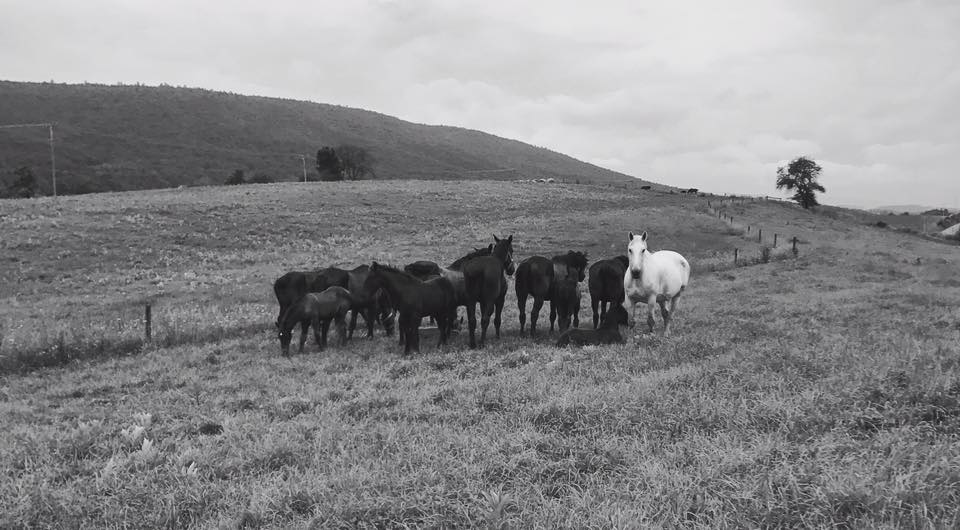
[
  {"x1": 0, "y1": 80, "x2": 645, "y2": 195},
  {"x1": 869, "y1": 205, "x2": 959, "y2": 215}
]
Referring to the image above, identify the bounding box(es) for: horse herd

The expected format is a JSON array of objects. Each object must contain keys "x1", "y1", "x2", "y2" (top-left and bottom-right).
[{"x1": 273, "y1": 232, "x2": 690, "y2": 356}]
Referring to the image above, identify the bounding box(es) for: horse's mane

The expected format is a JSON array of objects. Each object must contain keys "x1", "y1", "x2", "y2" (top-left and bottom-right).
[
  {"x1": 371, "y1": 262, "x2": 417, "y2": 278},
  {"x1": 552, "y1": 250, "x2": 588, "y2": 270},
  {"x1": 612, "y1": 255, "x2": 629, "y2": 268},
  {"x1": 448, "y1": 245, "x2": 493, "y2": 269}
]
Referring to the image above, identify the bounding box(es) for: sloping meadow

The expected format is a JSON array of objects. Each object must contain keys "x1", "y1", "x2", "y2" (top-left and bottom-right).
[{"x1": 1, "y1": 181, "x2": 959, "y2": 527}]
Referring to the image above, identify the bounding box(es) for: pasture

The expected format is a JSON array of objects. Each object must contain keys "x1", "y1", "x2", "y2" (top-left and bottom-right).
[{"x1": 1, "y1": 180, "x2": 959, "y2": 528}]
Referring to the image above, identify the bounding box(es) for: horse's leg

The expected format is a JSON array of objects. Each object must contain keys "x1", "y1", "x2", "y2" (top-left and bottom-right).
[
  {"x1": 517, "y1": 290, "x2": 528, "y2": 335},
  {"x1": 313, "y1": 316, "x2": 323, "y2": 350},
  {"x1": 336, "y1": 314, "x2": 348, "y2": 346},
  {"x1": 646, "y1": 296, "x2": 657, "y2": 334},
  {"x1": 591, "y1": 297, "x2": 600, "y2": 329},
  {"x1": 436, "y1": 311, "x2": 447, "y2": 347},
  {"x1": 347, "y1": 309, "x2": 358, "y2": 339},
  {"x1": 494, "y1": 289, "x2": 506, "y2": 339},
  {"x1": 364, "y1": 306, "x2": 376, "y2": 338},
  {"x1": 658, "y1": 302, "x2": 670, "y2": 336},
  {"x1": 467, "y1": 303, "x2": 478, "y2": 349},
  {"x1": 549, "y1": 301, "x2": 557, "y2": 333},
  {"x1": 409, "y1": 311, "x2": 421, "y2": 355},
  {"x1": 664, "y1": 294, "x2": 680, "y2": 336},
  {"x1": 479, "y1": 299, "x2": 493, "y2": 347},
  {"x1": 298, "y1": 319, "x2": 309, "y2": 354},
  {"x1": 321, "y1": 318, "x2": 332, "y2": 350},
  {"x1": 530, "y1": 297, "x2": 544, "y2": 339}
]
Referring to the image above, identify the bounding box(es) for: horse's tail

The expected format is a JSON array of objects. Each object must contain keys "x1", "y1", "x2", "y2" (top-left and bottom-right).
[{"x1": 514, "y1": 260, "x2": 529, "y2": 298}]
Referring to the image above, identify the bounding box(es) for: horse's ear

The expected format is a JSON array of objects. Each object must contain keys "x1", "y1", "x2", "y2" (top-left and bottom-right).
[
  {"x1": 493, "y1": 235, "x2": 500, "y2": 243},
  {"x1": 629, "y1": 232, "x2": 634, "y2": 241},
  {"x1": 641, "y1": 231, "x2": 647, "y2": 242},
  {"x1": 507, "y1": 235, "x2": 513, "y2": 243},
  {"x1": 487, "y1": 244, "x2": 493, "y2": 251},
  {"x1": 371, "y1": 261, "x2": 379, "y2": 270}
]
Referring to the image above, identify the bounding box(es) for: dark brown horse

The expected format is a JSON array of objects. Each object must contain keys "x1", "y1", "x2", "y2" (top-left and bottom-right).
[
  {"x1": 462, "y1": 235, "x2": 515, "y2": 348},
  {"x1": 587, "y1": 255, "x2": 629, "y2": 329},
  {"x1": 515, "y1": 250, "x2": 588, "y2": 338},
  {"x1": 403, "y1": 245, "x2": 493, "y2": 329},
  {"x1": 363, "y1": 262, "x2": 457, "y2": 355},
  {"x1": 556, "y1": 302, "x2": 628, "y2": 347},
  {"x1": 277, "y1": 287, "x2": 353, "y2": 356},
  {"x1": 273, "y1": 267, "x2": 348, "y2": 328}
]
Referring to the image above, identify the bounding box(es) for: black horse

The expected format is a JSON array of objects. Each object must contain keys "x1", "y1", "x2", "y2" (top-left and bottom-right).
[
  {"x1": 462, "y1": 235, "x2": 516, "y2": 348},
  {"x1": 277, "y1": 287, "x2": 353, "y2": 356},
  {"x1": 556, "y1": 302, "x2": 628, "y2": 347},
  {"x1": 363, "y1": 262, "x2": 457, "y2": 355},
  {"x1": 273, "y1": 267, "x2": 349, "y2": 328},
  {"x1": 515, "y1": 250, "x2": 589, "y2": 338},
  {"x1": 345, "y1": 264, "x2": 396, "y2": 339},
  {"x1": 551, "y1": 277, "x2": 581, "y2": 333},
  {"x1": 587, "y1": 255, "x2": 629, "y2": 329}
]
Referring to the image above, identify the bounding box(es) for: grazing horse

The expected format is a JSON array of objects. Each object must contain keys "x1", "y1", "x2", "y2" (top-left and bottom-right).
[
  {"x1": 556, "y1": 303, "x2": 629, "y2": 347},
  {"x1": 273, "y1": 267, "x2": 348, "y2": 328},
  {"x1": 588, "y1": 255, "x2": 629, "y2": 329},
  {"x1": 623, "y1": 231, "x2": 690, "y2": 336},
  {"x1": 277, "y1": 287, "x2": 353, "y2": 356},
  {"x1": 551, "y1": 277, "x2": 581, "y2": 333},
  {"x1": 363, "y1": 262, "x2": 457, "y2": 355},
  {"x1": 345, "y1": 264, "x2": 396, "y2": 339},
  {"x1": 462, "y1": 235, "x2": 516, "y2": 348},
  {"x1": 515, "y1": 250, "x2": 589, "y2": 338}
]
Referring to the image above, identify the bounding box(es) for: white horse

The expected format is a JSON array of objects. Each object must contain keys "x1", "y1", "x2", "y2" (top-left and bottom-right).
[{"x1": 623, "y1": 231, "x2": 690, "y2": 336}]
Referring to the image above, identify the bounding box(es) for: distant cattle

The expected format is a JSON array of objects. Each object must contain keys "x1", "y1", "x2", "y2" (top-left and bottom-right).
[
  {"x1": 640, "y1": 185, "x2": 651, "y2": 190},
  {"x1": 687, "y1": 188, "x2": 699, "y2": 194}
]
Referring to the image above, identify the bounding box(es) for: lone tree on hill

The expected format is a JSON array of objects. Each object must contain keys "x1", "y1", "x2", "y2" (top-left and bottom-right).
[
  {"x1": 316, "y1": 146, "x2": 343, "y2": 181},
  {"x1": 336, "y1": 144, "x2": 375, "y2": 180},
  {"x1": 776, "y1": 156, "x2": 825, "y2": 209},
  {"x1": 225, "y1": 169, "x2": 246, "y2": 185},
  {"x1": 5, "y1": 166, "x2": 37, "y2": 198}
]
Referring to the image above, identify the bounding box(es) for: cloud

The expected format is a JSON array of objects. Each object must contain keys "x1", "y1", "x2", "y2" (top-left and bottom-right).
[{"x1": 1, "y1": 0, "x2": 958, "y2": 207}]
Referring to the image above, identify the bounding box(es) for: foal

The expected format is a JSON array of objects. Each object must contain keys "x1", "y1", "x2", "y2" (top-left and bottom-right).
[
  {"x1": 556, "y1": 303, "x2": 629, "y2": 347},
  {"x1": 277, "y1": 286, "x2": 353, "y2": 356}
]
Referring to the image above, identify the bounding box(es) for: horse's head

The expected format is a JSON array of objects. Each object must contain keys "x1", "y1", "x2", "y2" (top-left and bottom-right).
[
  {"x1": 493, "y1": 234, "x2": 515, "y2": 276},
  {"x1": 569, "y1": 250, "x2": 589, "y2": 282},
  {"x1": 627, "y1": 231, "x2": 648, "y2": 279},
  {"x1": 363, "y1": 261, "x2": 386, "y2": 291}
]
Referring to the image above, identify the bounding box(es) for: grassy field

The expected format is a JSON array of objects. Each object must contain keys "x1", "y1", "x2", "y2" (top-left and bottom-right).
[{"x1": 1, "y1": 180, "x2": 959, "y2": 528}]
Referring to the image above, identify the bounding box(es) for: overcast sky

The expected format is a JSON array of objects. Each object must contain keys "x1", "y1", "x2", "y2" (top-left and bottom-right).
[{"x1": 2, "y1": 0, "x2": 958, "y2": 208}]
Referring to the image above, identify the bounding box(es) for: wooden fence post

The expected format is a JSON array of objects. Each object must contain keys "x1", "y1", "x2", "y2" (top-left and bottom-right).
[
  {"x1": 774, "y1": 233, "x2": 778, "y2": 247},
  {"x1": 758, "y1": 228, "x2": 762, "y2": 243},
  {"x1": 747, "y1": 225, "x2": 751, "y2": 234},
  {"x1": 792, "y1": 237, "x2": 798, "y2": 257},
  {"x1": 145, "y1": 303, "x2": 152, "y2": 341},
  {"x1": 734, "y1": 248, "x2": 739, "y2": 264}
]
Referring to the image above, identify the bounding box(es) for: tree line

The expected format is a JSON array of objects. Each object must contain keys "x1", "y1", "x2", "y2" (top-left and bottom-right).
[{"x1": 222, "y1": 144, "x2": 374, "y2": 186}]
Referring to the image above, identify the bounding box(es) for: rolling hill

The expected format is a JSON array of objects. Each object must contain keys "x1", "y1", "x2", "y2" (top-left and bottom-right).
[{"x1": 0, "y1": 80, "x2": 643, "y2": 195}]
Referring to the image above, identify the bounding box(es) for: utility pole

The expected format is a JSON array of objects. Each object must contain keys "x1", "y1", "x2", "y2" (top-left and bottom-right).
[{"x1": 0, "y1": 122, "x2": 57, "y2": 196}]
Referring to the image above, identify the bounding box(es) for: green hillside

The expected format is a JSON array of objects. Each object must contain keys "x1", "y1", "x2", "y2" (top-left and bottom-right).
[{"x1": 0, "y1": 81, "x2": 643, "y2": 195}]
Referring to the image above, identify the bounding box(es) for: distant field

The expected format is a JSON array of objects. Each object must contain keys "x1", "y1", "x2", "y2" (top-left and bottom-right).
[{"x1": 2, "y1": 180, "x2": 959, "y2": 528}]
